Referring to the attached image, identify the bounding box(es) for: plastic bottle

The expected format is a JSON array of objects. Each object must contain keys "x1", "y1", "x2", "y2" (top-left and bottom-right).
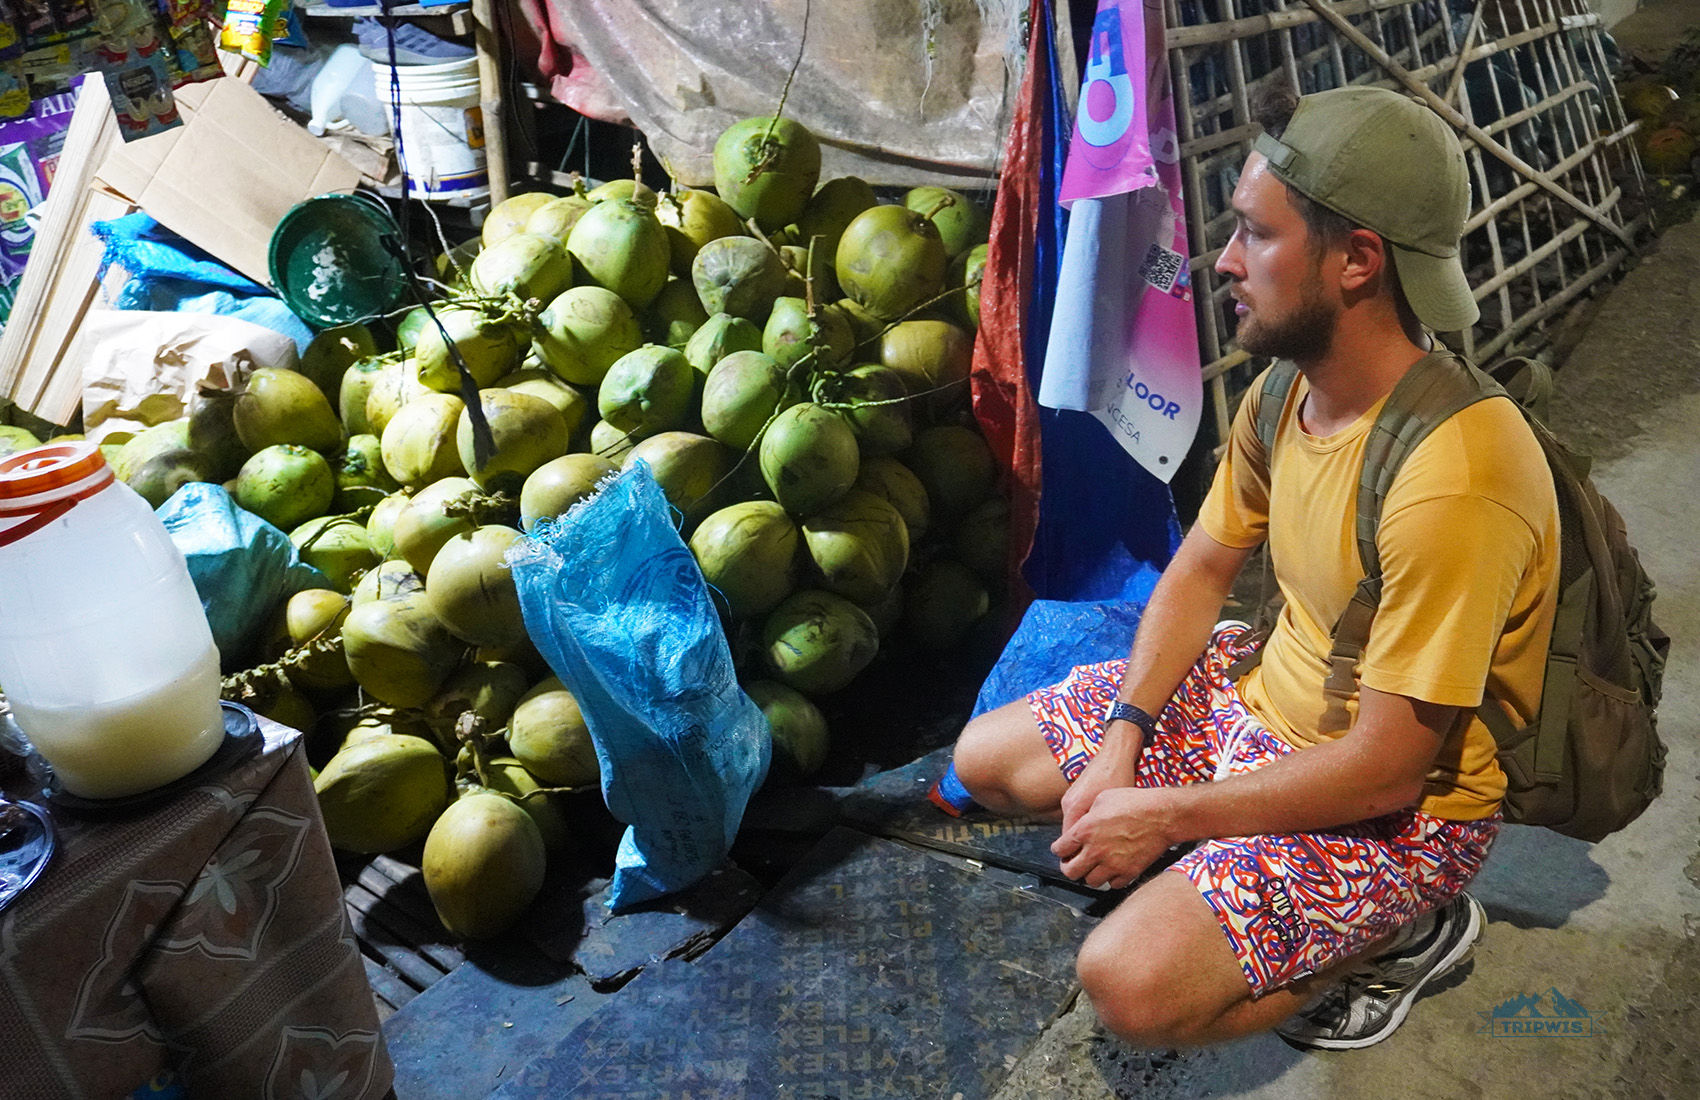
[
  {"x1": 0, "y1": 443, "x2": 224, "y2": 799},
  {"x1": 309, "y1": 43, "x2": 389, "y2": 137}
]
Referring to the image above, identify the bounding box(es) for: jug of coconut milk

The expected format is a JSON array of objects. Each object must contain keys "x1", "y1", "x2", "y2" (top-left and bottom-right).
[{"x1": 0, "y1": 442, "x2": 223, "y2": 799}]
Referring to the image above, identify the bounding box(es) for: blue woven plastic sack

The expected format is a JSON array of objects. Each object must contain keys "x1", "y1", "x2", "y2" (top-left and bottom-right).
[
  {"x1": 508, "y1": 461, "x2": 771, "y2": 911},
  {"x1": 157, "y1": 482, "x2": 328, "y2": 671},
  {"x1": 971, "y1": 595, "x2": 1153, "y2": 719}
]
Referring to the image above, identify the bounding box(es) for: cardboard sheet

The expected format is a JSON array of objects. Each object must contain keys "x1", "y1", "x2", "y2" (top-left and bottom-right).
[{"x1": 94, "y1": 77, "x2": 362, "y2": 287}]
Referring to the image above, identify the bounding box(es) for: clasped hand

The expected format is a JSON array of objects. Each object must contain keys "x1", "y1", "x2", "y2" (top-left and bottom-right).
[{"x1": 1052, "y1": 758, "x2": 1174, "y2": 890}]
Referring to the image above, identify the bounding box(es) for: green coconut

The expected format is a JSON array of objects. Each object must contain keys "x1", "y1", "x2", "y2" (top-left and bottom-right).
[
  {"x1": 423, "y1": 790, "x2": 546, "y2": 939},
  {"x1": 234, "y1": 444, "x2": 334, "y2": 530},
  {"x1": 366, "y1": 489, "x2": 413, "y2": 559},
  {"x1": 625, "y1": 431, "x2": 731, "y2": 526},
  {"x1": 597, "y1": 345, "x2": 695, "y2": 438},
  {"x1": 684, "y1": 313, "x2": 765, "y2": 379},
  {"x1": 470, "y1": 232, "x2": 575, "y2": 303},
  {"x1": 337, "y1": 357, "x2": 391, "y2": 439},
  {"x1": 645, "y1": 277, "x2": 711, "y2": 348},
  {"x1": 904, "y1": 558, "x2": 990, "y2": 649},
  {"x1": 0, "y1": 424, "x2": 42, "y2": 456},
  {"x1": 519, "y1": 453, "x2": 618, "y2": 531},
  {"x1": 800, "y1": 489, "x2": 910, "y2": 605},
  {"x1": 879, "y1": 319, "x2": 974, "y2": 418},
  {"x1": 315, "y1": 732, "x2": 453, "y2": 854},
  {"x1": 124, "y1": 447, "x2": 214, "y2": 509},
  {"x1": 761, "y1": 589, "x2": 879, "y2": 695},
  {"x1": 290, "y1": 515, "x2": 380, "y2": 594},
  {"x1": 819, "y1": 363, "x2": 912, "y2": 456},
  {"x1": 566, "y1": 189, "x2": 670, "y2": 310},
  {"x1": 905, "y1": 425, "x2": 996, "y2": 520},
  {"x1": 284, "y1": 587, "x2": 354, "y2": 694},
  {"x1": 589, "y1": 420, "x2": 637, "y2": 465},
  {"x1": 415, "y1": 308, "x2": 523, "y2": 393},
  {"x1": 762, "y1": 296, "x2": 853, "y2": 370},
  {"x1": 904, "y1": 186, "x2": 989, "y2": 260},
  {"x1": 352, "y1": 558, "x2": 425, "y2": 607},
  {"x1": 691, "y1": 236, "x2": 790, "y2": 321},
  {"x1": 508, "y1": 676, "x2": 599, "y2": 788},
  {"x1": 688, "y1": 500, "x2": 800, "y2": 620},
  {"x1": 855, "y1": 455, "x2": 931, "y2": 544},
  {"x1": 713, "y1": 116, "x2": 822, "y2": 230},
  {"x1": 342, "y1": 594, "x2": 466, "y2": 707},
  {"x1": 746, "y1": 679, "x2": 830, "y2": 778},
  {"x1": 364, "y1": 358, "x2": 432, "y2": 438},
  {"x1": 456, "y1": 389, "x2": 569, "y2": 495},
  {"x1": 836, "y1": 205, "x2": 949, "y2": 322},
  {"x1": 700, "y1": 349, "x2": 790, "y2": 452},
  {"x1": 234, "y1": 368, "x2": 343, "y2": 454},
  {"x1": 491, "y1": 368, "x2": 591, "y2": 436},
  {"x1": 425, "y1": 524, "x2": 525, "y2": 647},
  {"x1": 759, "y1": 402, "x2": 860, "y2": 515},
  {"x1": 952, "y1": 496, "x2": 1010, "y2": 584},
  {"x1": 428, "y1": 660, "x2": 530, "y2": 736},
  {"x1": 655, "y1": 188, "x2": 745, "y2": 276},
  {"x1": 476, "y1": 756, "x2": 573, "y2": 855},
  {"x1": 859, "y1": 583, "x2": 905, "y2": 639},
  {"x1": 112, "y1": 419, "x2": 189, "y2": 482},
  {"x1": 395, "y1": 308, "x2": 430, "y2": 352},
  {"x1": 185, "y1": 390, "x2": 248, "y2": 482},
  {"x1": 532, "y1": 285, "x2": 644, "y2": 386},
  {"x1": 525, "y1": 195, "x2": 594, "y2": 246},
  {"x1": 585, "y1": 179, "x2": 638, "y2": 203},
  {"x1": 834, "y1": 296, "x2": 886, "y2": 353},
  {"x1": 299, "y1": 324, "x2": 379, "y2": 401},
  {"x1": 335, "y1": 433, "x2": 401, "y2": 512},
  {"x1": 391, "y1": 475, "x2": 480, "y2": 574},
  {"x1": 381, "y1": 392, "x2": 467, "y2": 488},
  {"x1": 483, "y1": 191, "x2": 557, "y2": 247},
  {"x1": 956, "y1": 243, "x2": 988, "y2": 329},
  {"x1": 798, "y1": 177, "x2": 877, "y2": 267}
]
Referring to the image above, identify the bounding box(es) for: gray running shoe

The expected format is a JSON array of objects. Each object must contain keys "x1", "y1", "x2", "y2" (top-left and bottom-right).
[{"x1": 1275, "y1": 892, "x2": 1486, "y2": 1051}]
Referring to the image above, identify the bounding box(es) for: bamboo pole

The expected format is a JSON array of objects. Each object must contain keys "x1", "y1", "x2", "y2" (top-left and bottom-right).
[{"x1": 471, "y1": 0, "x2": 509, "y2": 206}]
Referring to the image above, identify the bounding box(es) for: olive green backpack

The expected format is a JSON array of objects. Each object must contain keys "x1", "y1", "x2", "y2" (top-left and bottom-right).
[{"x1": 1249, "y1": 350, "x2": 1668, "y2": 842}]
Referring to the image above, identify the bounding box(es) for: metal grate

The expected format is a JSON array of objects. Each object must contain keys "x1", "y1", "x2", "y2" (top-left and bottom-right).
[{"x1": 1162, "y1": 0, "x2": 1654, "y2": 449}]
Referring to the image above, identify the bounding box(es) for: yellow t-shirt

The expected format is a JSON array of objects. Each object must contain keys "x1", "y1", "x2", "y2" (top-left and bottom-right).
[{"x1": 1197, "y1": 364, "x2": 1559, "y2": 820}]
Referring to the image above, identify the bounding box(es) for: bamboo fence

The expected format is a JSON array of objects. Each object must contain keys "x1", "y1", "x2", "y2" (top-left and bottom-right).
[{"x1": 1162, "y1": 0, "x2": 1652, "y2": 449}]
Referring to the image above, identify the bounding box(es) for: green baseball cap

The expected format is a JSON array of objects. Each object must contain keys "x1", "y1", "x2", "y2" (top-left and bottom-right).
[{"x1": 1252, "y1": 87, "x2": 1478, "y2": 332}]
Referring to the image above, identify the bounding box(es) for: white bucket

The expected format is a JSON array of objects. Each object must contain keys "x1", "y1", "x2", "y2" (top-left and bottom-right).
[{"x1": 378, "y1": 57, "x2": 487, "y2": 200}]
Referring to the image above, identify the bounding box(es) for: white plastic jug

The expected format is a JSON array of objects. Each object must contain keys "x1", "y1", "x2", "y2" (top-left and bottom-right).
[{"x1": 0, "y1": 443, "x2": 224, "y2": 799}]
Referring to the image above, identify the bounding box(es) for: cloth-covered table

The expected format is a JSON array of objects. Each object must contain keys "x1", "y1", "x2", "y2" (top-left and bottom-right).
[{"x1": 1, "y1": 715, "x2": 393, "y2": 1099}]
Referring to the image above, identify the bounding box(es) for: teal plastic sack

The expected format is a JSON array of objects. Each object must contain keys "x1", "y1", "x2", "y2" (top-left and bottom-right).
[
  {"x1": 508, "y1": 461, "x2": 770, "y2": 910},
  {"x1": 157, "y1": 482, "x2": 328, "y2": 671}
]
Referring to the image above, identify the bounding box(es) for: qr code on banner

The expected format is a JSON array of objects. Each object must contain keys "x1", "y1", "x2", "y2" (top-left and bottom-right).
[{"x1": 1139, "y1": 242, "x2": 1184, "y2": 293}]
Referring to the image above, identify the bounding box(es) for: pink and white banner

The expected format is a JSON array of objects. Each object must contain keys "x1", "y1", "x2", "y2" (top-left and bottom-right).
[{"x1": 1039, "y1": 0, "x2": 1201, "y2": 483}]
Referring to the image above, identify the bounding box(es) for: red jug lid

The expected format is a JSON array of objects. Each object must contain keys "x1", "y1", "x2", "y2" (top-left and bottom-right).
[{"x1": 0, "y1": 442, "x2": 114, "y2": 513}]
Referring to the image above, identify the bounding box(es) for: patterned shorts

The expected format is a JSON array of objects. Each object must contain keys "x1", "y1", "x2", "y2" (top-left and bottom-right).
[{"x1": 1027, "y1": 622, "x2": 1500, "y2": 996}]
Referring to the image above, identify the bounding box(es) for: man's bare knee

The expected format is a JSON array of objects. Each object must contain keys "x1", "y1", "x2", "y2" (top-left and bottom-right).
[{"x1": 951, "y1": 701, "x2": 1065, "y2": 817}]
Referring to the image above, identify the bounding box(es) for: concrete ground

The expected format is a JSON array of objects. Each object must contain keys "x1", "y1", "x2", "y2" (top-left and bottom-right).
[{"x1": 990, "y1": 19, "x2": 1700, "y2": 1097}]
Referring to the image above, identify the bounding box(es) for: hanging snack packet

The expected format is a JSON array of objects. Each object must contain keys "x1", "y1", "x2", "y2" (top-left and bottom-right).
[
  {"x1": 219, "y1": 0, "x2": 284, "y2": 66},
  {"x1": 47, "y1": 0, "x2": 92, "y2": 37},
  {"x1": 0, "y1": 2, "x2": 23, "y2": 61}
]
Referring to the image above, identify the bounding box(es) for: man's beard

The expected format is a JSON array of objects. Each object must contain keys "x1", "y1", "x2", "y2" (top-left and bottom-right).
[{"x1": 1232, "y1": 273, "x2": 1339, "y2": 361}]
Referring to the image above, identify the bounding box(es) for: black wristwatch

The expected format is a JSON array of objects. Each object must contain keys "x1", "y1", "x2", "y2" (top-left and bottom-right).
[{"x1": 1103, "y1": 700, "x2": 1158, "y2": 736}]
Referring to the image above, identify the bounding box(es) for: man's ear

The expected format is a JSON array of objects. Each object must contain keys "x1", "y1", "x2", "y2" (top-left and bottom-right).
[{"x1": 1337, "y1": 227, "x2": 1388, "y2": 293}]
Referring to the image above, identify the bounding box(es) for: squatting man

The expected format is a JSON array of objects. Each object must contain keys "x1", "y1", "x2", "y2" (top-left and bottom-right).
[{"x1": 948, "y1": 85, "x2": 1557, "y2": 1051}]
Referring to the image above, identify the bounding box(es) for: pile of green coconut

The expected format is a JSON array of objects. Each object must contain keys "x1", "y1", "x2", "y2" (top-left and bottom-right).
[{"x1": 94, "y1": 115, "x2": 1005, "y2": 940}]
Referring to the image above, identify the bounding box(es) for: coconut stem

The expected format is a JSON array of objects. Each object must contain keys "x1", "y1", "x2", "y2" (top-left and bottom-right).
[
  {"x1": 221, "y1": 634, "x2": 344, "y2": 701},
  {"x1": 454, "y1": 710, "x2": 496, "y2": 790},
  {"x1": 762, "y1": 0, "x2": 812, "y2": 147},
  {"x1": 441, "y1": 489, "x2": 519, "y2": 529}
]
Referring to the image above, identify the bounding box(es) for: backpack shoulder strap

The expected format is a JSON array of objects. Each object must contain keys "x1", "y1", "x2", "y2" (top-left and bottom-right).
[
  {"x1": 1318, "y1": 351, "x2": 1510, "y2": 731},
  {"x1": 1254, "y1": 360, "x2": 1301, "y2": 461}
]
